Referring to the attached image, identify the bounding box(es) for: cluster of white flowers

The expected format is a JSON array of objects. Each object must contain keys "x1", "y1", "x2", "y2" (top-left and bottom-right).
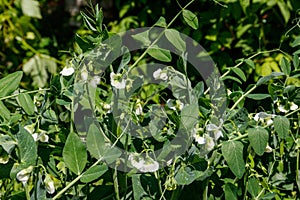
[
  {"x1": 24, "y1": 124, "x2": 49, "y2": 143},
  {"x1": 206, "y1": 119, "x2": 224, "y2": 140},
  {"x1": 60, "y1": 67, "x2": 74, "y2": 76},
  {"x1": 153, "y1": 68, "x2": 168, "y2": 80},
  {"x1": 16, "y1": 166, "x2": 33, "y2": 185},
  {"x1": 110, "y1": 72, "x2": 126, "y2": 89},
  {"x1": 276, "y1": 100, "x2": 298, "y2": 113},
  {"x1": 166, "y1": 99, "x2": 184, "y2": 111},
  {"x1": 253, "y1": 112, "x2": 275, "y2": 125},
  {"x1": 128, "y1": 153, "x2": 159, "y2": 173}
]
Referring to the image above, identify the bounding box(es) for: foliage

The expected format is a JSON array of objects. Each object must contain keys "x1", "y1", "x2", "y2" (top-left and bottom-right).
[{"x1": 0, "y1": 0, "x2": 300, "y2": 200}]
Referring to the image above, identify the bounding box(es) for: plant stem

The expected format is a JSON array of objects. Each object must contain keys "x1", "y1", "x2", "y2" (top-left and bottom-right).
[
  {"x1": 52, "y1": 158, "x2": 102, "y2": 200},
  {"x1": 128, "y1": 0, "x2": 195, "y2": 73},
  {"x1": 0, "y1": 88, "x2": 50, "y2": 101},
  {"x1": 230, "y1": 84, "x2": 257, "y2": 111}
]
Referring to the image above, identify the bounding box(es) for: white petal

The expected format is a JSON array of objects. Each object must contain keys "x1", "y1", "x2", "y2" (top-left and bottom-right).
[
  {"x1": 153, "y1": 69, "x2": 162, "y2": 80},
  {"x1": 206, "y1": 124, "x2": 218, "y2": 131},
  {"x1": 278, "y1": 105, "x2": 288, "y2": 113},
  {"x1": 290, "y1": 102, "x2": 298, "y2": 111},
  {"x1": 60, "y1": 67, "x2": 74, "y2": 76}
]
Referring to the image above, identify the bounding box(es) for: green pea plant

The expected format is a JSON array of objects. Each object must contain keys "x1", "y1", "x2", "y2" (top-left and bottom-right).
[{"x1": 0, "y1": 1, "x2": 300, "y2": 200}]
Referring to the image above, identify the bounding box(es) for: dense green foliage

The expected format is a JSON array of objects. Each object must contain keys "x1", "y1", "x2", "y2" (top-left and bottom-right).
[{"x1": 1, "y1": 0, "x2": 300, "y2": 200}]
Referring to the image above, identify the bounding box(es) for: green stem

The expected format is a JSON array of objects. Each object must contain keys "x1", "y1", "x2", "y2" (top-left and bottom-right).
[
  {"x1": 113, "y1": 167, "x2": 121, "y2": 200},
  {"x1": 0, "y1": 88, "x2": 50, "y2": 101},
  {"x1": 230, "y1": 84, "x2": 257, "y2": 111},
  {"x1": 52, "y1": 158, "x2": 102, "y2": 200},
  {"x1": 25, "y1": 183, "x2": 30, "y2": 200},
  {"x1": 128, "y1": 0, "x2": 195, "y2": 73}
]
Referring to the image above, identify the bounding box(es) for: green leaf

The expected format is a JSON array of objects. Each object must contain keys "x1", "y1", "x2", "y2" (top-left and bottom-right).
[
  {"x1": 132, "y1": 174, "x2": 148, "y2": 200},
  {"x1": 244, "y1": 59, "x2": 255, "y2": 69},
  {"x1": 221, "y1": 141, "x2": 245, "y2": 179},
  {"x1": 0, "y1": 71, "x2": 23, "y2": 98},
  {"x1": 17, "y1": 126, "x2": 37, "y2": 165},
  {"x1": 247, "y1": 94, "x2": 271, "y2": 100},
  {"x1": 224, "y1": 183, "x2": 238, "y2": 200},
  {"x1": 293, "y1": 54, "x2": 299, "y2": 70},
  {"x1": 0, "y1": 101, "x2": 10, "y2": 121},
  {"x1": 277, "y1": 0, "x2": 290, "y2": 24},
  {"x1": 21, "y1": 0, "x2": 41, "y2": 19},
  {"x1": 17, "y1": 93, "x2": 35, "y2": 115},
  {"x1": 291, "y1": 36, "x2": 300, "y2": 47},
  {"x1": 175, "y1": 166, "x2": 204, "y2": 185},
  {"x1": 248, "y1": 127, "x2": 269, "y2": 156},
  {"x1": 231, "y1": 68, "x2": 246, "y2": 82},
  {"x1": 131, "y1": 30, "x2": 151, "y2": 46},
  {"x1": 147, "y1": 45, "x2": 172, "y2": 62},
  {"x1": 0, "y1": 134, "x2": 16, "y2": 154},
  {"x1": 274, "y1": 116, "x2": 290, "y2": 139},
  {"x1": 280, "y1": 57, "x2": 291, "y2": 76},
  {"x1": 86, "y1": 124, "x2": 106, "y2": 159},
  {"x1": 165, "y1": 29, "x2": 186, "y2": 52},
  {"x1": 154, "y1": 16, "x2": 167, "y2": 27},
  {"x1": 220, "y1": 75, "x2": 242, "y2": 84},
  {"x1": 180, "y1": 104, "x2": 199, "y2": 130},
  {"x1": 80, "y1": 164, "x2": 108, "y2": 183},
  {"x1": 63, "y1": 132, "x2": 87, "y2": 175},
  {"x1": 240, "y1": 0, "x2": 250, "y2": 14},
  {"x1": 256, "y1": 72, "x2": 284, "y2": 86},
  {"x1": 248, "y1": 177, "x2": 260, "y2": 198},
  {"x1": 182, "y1": 9, "x2": 199, "y2": 29},
  {"x1": 80, "y1": 11, "x2": 96, "y2": 31}
]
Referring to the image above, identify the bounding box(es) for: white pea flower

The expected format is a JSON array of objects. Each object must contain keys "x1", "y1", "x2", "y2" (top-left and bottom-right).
[
  {"x1": 81, "y1": 69, "x2": 88, "y2": 81},
  {"x1": 44, "y1": 174, "x2": 55, "y2": 194},
  {"x1": 32, "y1": 133, "x2": 39, "y2": 141},
  {"x1": 128, "y1": 153, "x2": 159, "y2": 172},
  {"x1": 166, "y1": 99, "x2": 184, "y2": 111},
  {"x1": 110, "y1": 72, "x2": 126, "y2": 89},
  {"x1": 290, "y1": 102, "x2": 298, "y2": 111},
  {"x1": 129, "y1": 153, "x2": 145, "y2": 169},
  {"x1": 17, "y1": 166, "x2": 33, "y2": 185},
  {"x1": 253, "y1": 112, "x2": 275, "y2": 125},
  {"x1": 24, "y1": 124, "x2": 35, "y2": 134},
  {"x1": 38, "y1": 131, "x2": 49, "y2": 143},
  {"x1": 278, "y1": 104, "x2": 289, "y2": 113},
  {"x1": 60, "y1": 67, "x2": 74, "y2": 76},
  {"x1": 265, "y1": 145, "x2": 273, "y2": 153},
  {"x1": 153, "y1": 68, "x2": 168, "y2": 80},
  {"x1": 139, "y1": 157, "x2": 159, "y2": 173},
  {"x1": 203, "y1": 134, "x2": 215, "y2": 152},
  {"x1": 90, "y1": 76, "x2": 101, "y2": 88},
  {"x1": 135, "y1": 104, "x2": 143, "y2": 115},
  {"x1": 206, "y1": 119, "x2": 223, "y2": 140},
  {"x1": 194, "y1": 134, "x2": 206, "y2": 145}
]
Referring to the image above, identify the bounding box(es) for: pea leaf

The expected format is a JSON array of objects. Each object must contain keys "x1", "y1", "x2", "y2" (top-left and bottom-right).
[
  {"x1": 293, "y1": 54, "x2": 299, "y2": 70},
  {"x1": 231, "y1": 68, "x2": 246, "y2": 82},
  {"x1": 18, "y1": 126, "x2": 37, "y2": 165},
  {"x1": 292, "y1": 36, "x2": 300, "y2": 47},
  {"x1": 0, "y1": 101, "x2": 10, "y2": 121},
  {"x1": 182, "y1": 9, "x2": 199, "y2": 29},
  {"x1": 0, "y1": 71, "x2": 23, "y2": 98},
  {"x1": 221, "y1": 75, "x2": 242, "y2": 84},
  {"x1": 131, "y1": 30, "x2": 151, "y2": 46},
  {"x1": 280, "y1": 57, "x2": 291, "y2": 76},
  {"x1": 63, "y1": 132, "x2": 87, "y2": 175},
  {"x1": 80, "y1": 164, "x2": 108, "y2": 183},
  {"x1": 86, "y1": 124, "x2": 106, "y2": 159},
  {"x1": 256, "y1": 72, "x2": 284, "y2": 86},
  {"x1": 154, "y1": 16, "x2": 167, "y2": 27},
  {"x1": 248, "y1": 127, "x2": 269, "y2": 156},
  {"x1": 17, "y1": 93, "x2": 35, "y2": 115},
  {"x1": 147, "y1": 45, "x2": 172, "y2": 62},
  {"x1": 244, "y1": 59, "x2": 255, "y2": 69},
  {"x1": 274, "y1": 116, "x2": 289, "y2": 139},
  {"x1": 175, "y1": 166, "x2": 204, "y2": 185},
  {"x1": 224, "y1": 183, "x2": 238, "y2": 200},
  {"x1": 221, "y1": 141, "x2": 245, "y2": 179},
  {"x1": 165, "y1": 29, "x2": 186, "y2": 52},
  {"x1": 21, "y1": 0, "x2": 42, "y2": 19},
  {"x1": 247, "y1": 94, "x2": 270, "y2": 100}
]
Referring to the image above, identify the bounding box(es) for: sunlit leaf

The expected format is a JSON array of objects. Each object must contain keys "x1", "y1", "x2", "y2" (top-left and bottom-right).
[
  {"x1": 80, "y1": 164, "x2": 108, "y2": 183},
  {"x1": 147, "y1": 45, "x2": 172, "y2": 62},
  {"x1": 182, "y1": 9, "x2": 199, "y2": 30},
  {"x1": 165, "y1": 29, "x2": 186, "y2": 52},
  {"x1": 17, "y1": 93, "x2": 35, "y2": 115},
  {"x1": 63, "y1": 132, "x2": 87, "y2": 175},
  {"x1": 0, "y1": 71, "x2": 23, "y2": 98},
  {"x1": 21, "y1": 0, "x2": 41, "y2": 19},
  {"x1": 221, "y1": 141, "x2": 245, "y2": 179},
  {"x1": 274, "y1": 116, "x2": 289, "y2": 139},
  {"x1": 248, "y1": 127, "x2": 269, "y2": 156}
]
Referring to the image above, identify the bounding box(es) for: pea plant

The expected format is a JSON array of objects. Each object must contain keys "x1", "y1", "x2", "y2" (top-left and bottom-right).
[{"x1": 0, "y1": 1, "x2": 300, "y2": 200}]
